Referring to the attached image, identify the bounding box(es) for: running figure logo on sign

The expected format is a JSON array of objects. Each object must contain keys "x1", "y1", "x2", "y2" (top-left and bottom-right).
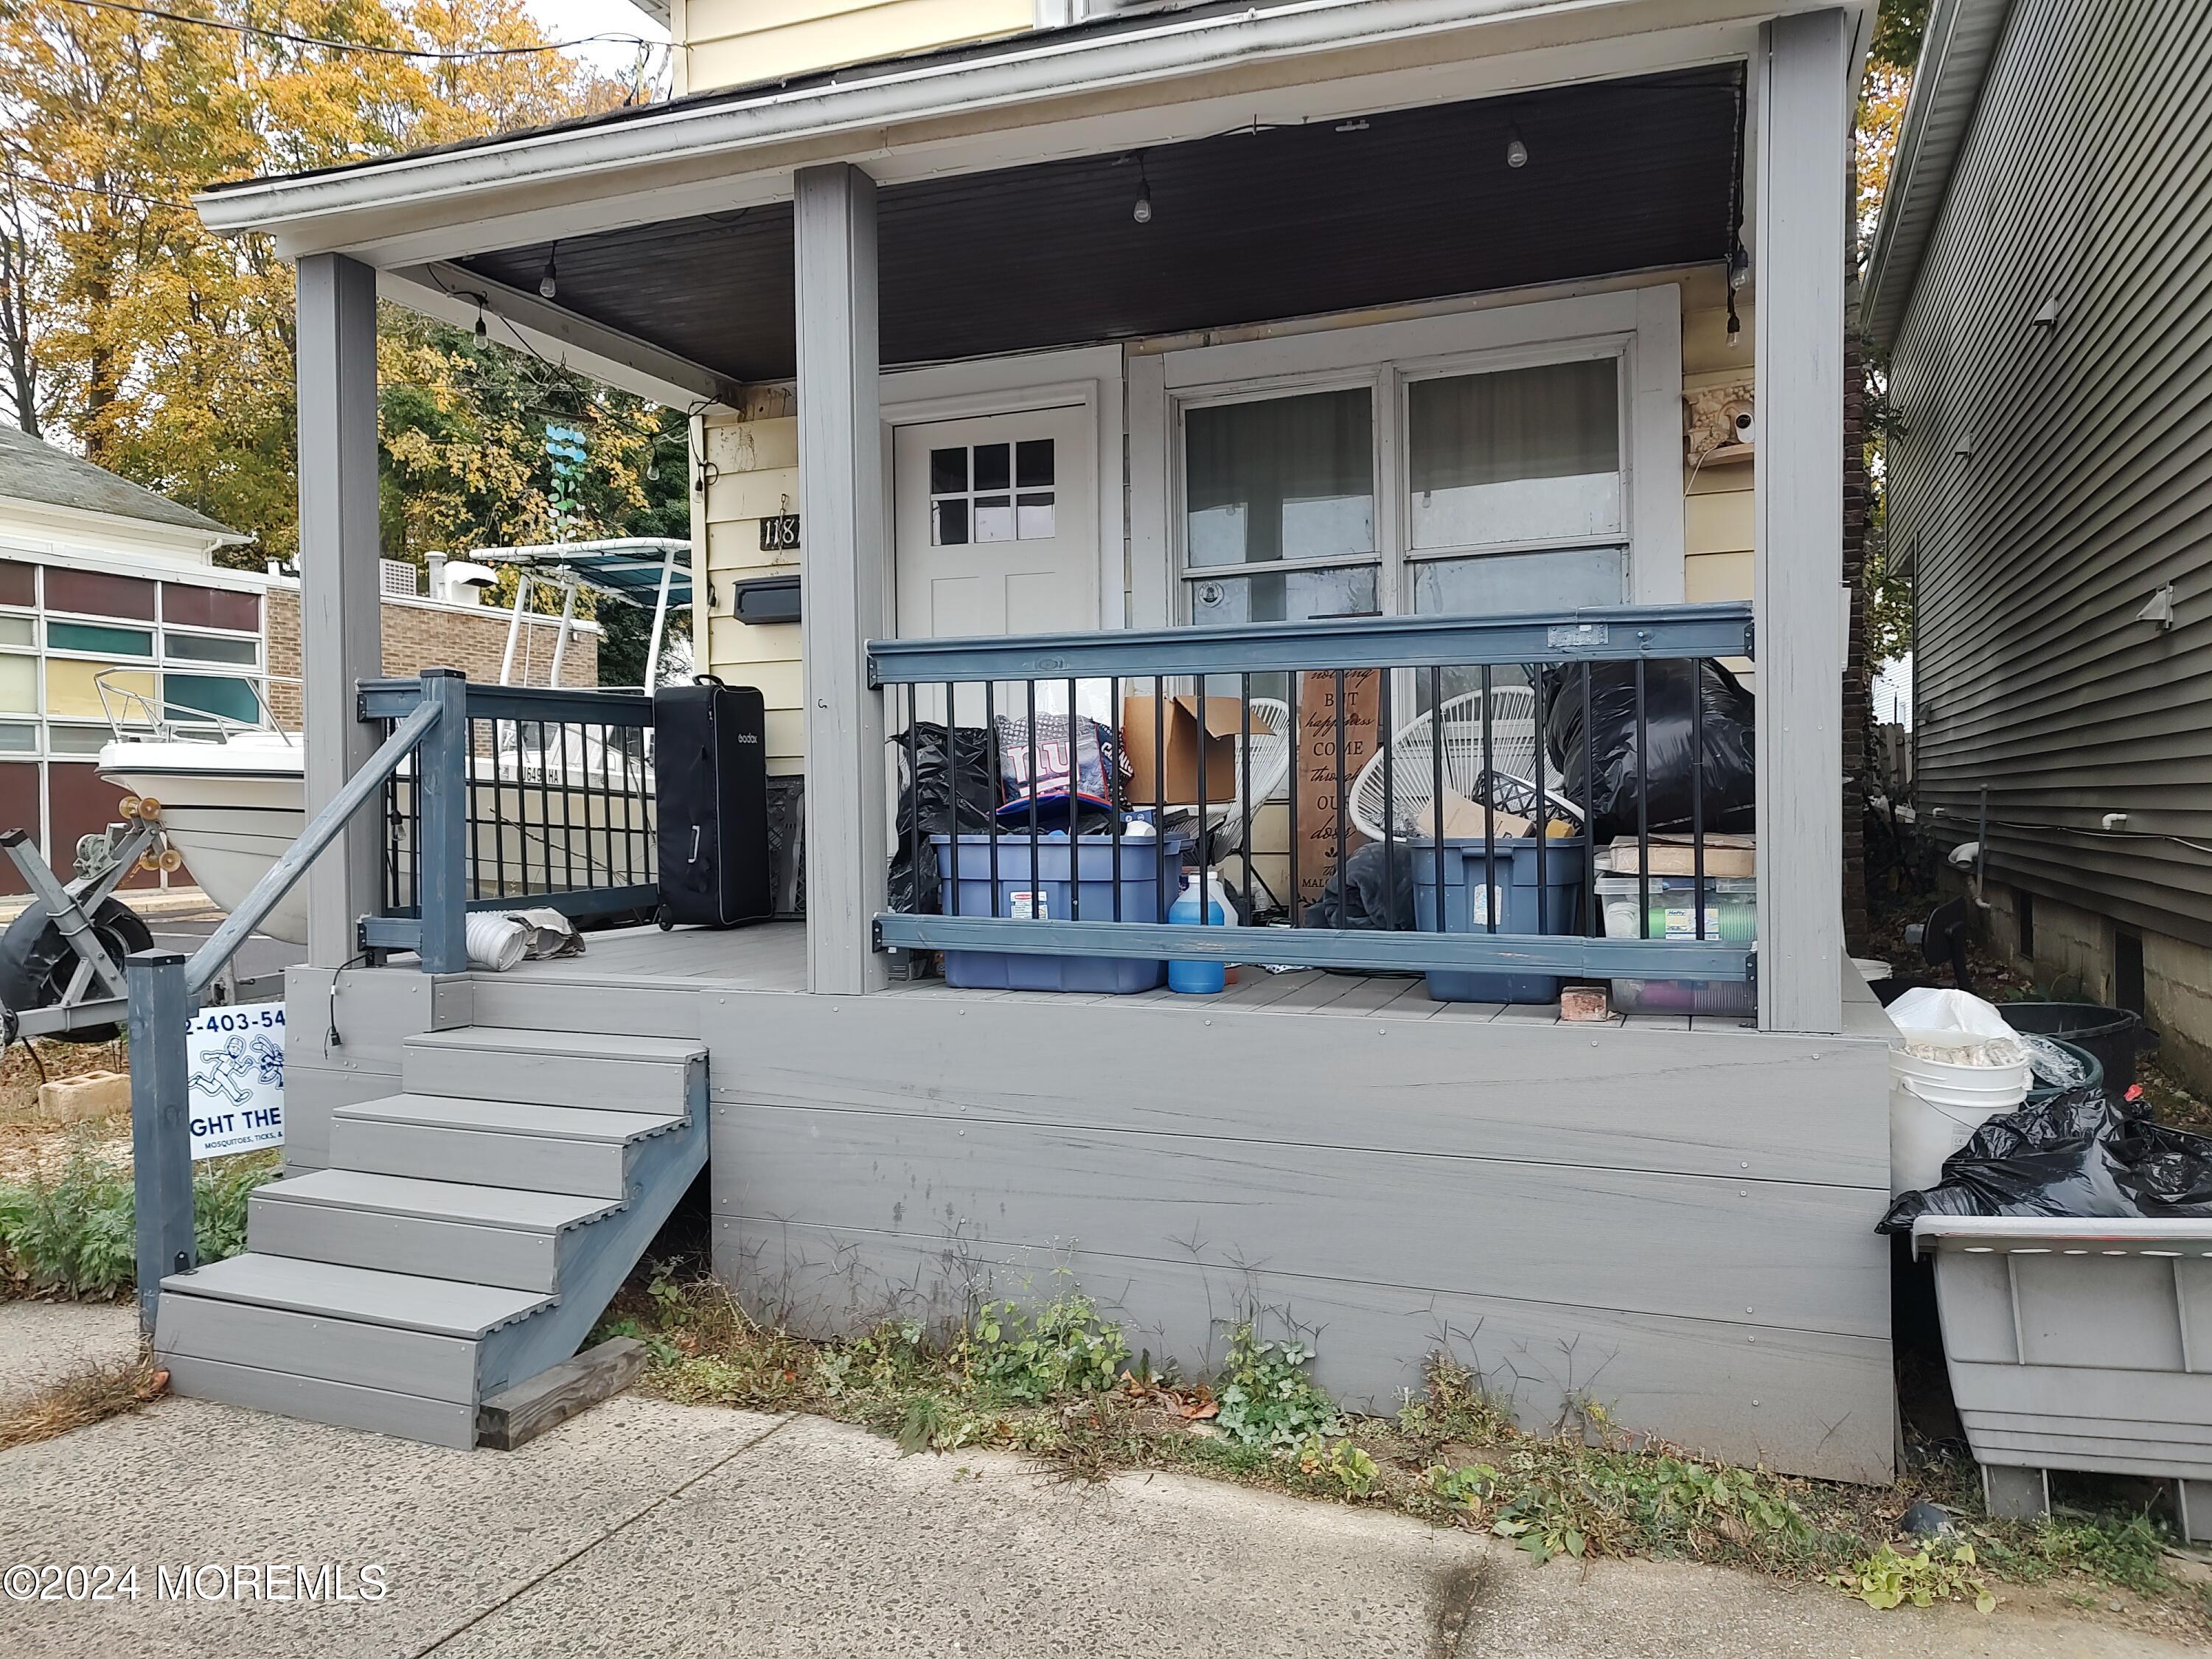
[{"x1": 186, "y1": 1004, "x2": 286, "y2": 1160}]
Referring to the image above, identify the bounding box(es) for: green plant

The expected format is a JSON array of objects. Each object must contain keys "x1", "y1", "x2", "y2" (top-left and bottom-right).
[
  {"x1": 1425, "y1": 1463, "x2": 1501, "y2": 1509},
  {"x1": 889, "y1": 1391, "x2": 990, "y2": 1454},
  {"x1": 194, "y1": 1151, "x2": 279, "y2": 1264},
  {"x1": 1301, "y1": 1436, "x2": 1380, "y2": 1496},
  {"x1": 1829, "y1": 1542, "x2": 1996, "y2": 1613},
  {"x1": 0, "y1": 1147, "x2": 133, "y2": 1298},
  {"x1": 963, "y1": 1291, "x2": 1129, "y2": 1404},
  {"x1": 1212, "y1": 1322, "x2": 1340, "y2": 1450},
  {"x1": 596, "y1": 1318, "x2": 681, "y2": 1365}
]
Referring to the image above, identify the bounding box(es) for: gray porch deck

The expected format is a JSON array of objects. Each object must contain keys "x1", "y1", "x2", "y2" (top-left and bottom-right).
[{"x1": 498, "y1": 920, "x2": 1775, "y2": 1033}]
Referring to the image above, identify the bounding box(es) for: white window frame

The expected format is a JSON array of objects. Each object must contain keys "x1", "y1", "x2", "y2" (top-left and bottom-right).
[{"x1": 1128, "y1": 285, "x2": 1686, "y2": 627}]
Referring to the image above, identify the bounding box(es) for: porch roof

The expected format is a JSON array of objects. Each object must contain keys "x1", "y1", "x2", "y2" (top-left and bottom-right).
[{"x1": 448, "y1": 66, "x2": 1745, "y2": 384}]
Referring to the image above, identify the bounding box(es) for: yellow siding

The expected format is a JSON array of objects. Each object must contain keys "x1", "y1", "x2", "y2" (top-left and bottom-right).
[
  {"x1": 1680, "y1": 268, "x2": 1756, "y2": 605},
  {"x1": 680, "y1": 0, "x2": 1030, "y2": 92},
  {"x1": 699, "y1": 398, "x2": 807, "y2": 776}
]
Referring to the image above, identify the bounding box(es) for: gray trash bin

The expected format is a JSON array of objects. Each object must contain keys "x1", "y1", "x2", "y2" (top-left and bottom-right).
[{"x1": 1915, "y1": 1215, "x2": 2212, "y2": 1538}]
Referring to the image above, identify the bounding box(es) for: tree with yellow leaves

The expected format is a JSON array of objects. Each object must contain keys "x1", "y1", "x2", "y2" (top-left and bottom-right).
[{"x1": 0, "y1": 0, "x2": 673, "y2": 575}]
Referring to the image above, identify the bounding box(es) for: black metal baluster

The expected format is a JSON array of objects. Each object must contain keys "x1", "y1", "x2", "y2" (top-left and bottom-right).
[
  {"x1": 1027, "y1": 681, "x2": 1041, "y2": 927},
  {"x1": 558, "y1": 711, "x2": 576, "y2": 896},
  {"x1": 945, "y1": 682, "x2": 961, "y2": 918},
  {"x1": 1331, "y1": 669, "x2": 1346, "y2": 933},
  {"x1": 1532, "y1": 669, "x2": 1550, "y2": 933},
  {"x1": 1635, "y1": 659, "x2": 1651, "y2": 941},
  {"x1": 1110, "y1": 675, "x2": 1123, "y2": 923},
  {"x1": 1582, "y1": 664, "x2": 1596, "y2": 937},
  {"x1": 1428, "y1": 667, "x2": 1445, "y2": 936},
  {"x1": 1239, "y1": 672, "x2": 1253, "y2": 926},
  {"x1": 1195, "y1": 671, "x2": 1208, "y2": 927},
  {"x1": 985, "y1": 680, "x2": 1001, "y2": 919},
  {"x1": 1154, "y1": 678, "x2": 1168, "y2": 915},
  {"x1": 905, "y1": 687, "x2": 922, "y2": 917},
  {"x1": 1067, "y1": 676, "x2": 1081, "y2": 925},
  {"x1": 1379, "y1": 667, "x2": 1394, "y2": 931},
  {"x1": 1481, "y1": 665, "x2": 1496, "y2": 935},
  {"x1": 1691, "y1": 658, "x2": 1707, "y2": 942},
  {"x1": 1284, "y1": 670, "x2": 1299, "y2": 926}
]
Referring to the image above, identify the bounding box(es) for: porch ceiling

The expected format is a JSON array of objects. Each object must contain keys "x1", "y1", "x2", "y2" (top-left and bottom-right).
[{"x1": 453, "y1": 66, "x2": 1742, "y2": 385}]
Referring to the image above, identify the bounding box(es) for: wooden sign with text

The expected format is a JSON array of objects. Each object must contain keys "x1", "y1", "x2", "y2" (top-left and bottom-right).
[{"x1": 1295, "y1": 669, "x2": 1382, "y2": 905}]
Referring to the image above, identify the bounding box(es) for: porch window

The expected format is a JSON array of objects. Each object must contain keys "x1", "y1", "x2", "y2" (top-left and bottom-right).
[
  {"x1": 1405, "y1": 356, "x2": 1627, "y2": 616},
  {"x1": 1182, "y1": 387, "x2": 1378, "y2": 625}
]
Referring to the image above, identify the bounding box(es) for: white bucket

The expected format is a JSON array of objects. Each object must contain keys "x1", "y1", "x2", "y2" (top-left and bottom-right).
[{"x1": 1888, "y1": 1046, "x2": 2032, "y2": 1195}]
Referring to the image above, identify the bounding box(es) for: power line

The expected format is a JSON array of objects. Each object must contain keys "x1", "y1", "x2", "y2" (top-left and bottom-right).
[
  {"x1": 0, "y1": 167, "x2": 194, "y2": 209},
  {"x1": 49, "y1": 0, "x2": 661, "y2": 63}
]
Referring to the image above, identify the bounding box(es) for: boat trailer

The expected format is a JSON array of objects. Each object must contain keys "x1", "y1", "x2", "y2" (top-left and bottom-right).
[{"x1": 0, "y1": 807, "x2": 273, "y2": 1046}]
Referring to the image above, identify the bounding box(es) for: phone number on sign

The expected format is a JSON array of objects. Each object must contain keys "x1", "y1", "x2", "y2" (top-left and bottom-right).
[{"x1": 4, "y1": 1563, "x2": 388, "y2": 1603}]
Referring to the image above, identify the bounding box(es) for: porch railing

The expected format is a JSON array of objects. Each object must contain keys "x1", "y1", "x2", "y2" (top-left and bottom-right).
[
  {"x1": 867, "y1": 603, "x2": 1756, "y2": 984},
  {"x1": 359, "y1": 678, "x2": 658, "y2": 947}
]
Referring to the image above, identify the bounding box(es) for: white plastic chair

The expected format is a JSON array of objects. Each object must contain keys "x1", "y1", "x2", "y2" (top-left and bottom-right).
[{"x1": 1347, "y1": 685, "x2": 1576, "y2": 841}]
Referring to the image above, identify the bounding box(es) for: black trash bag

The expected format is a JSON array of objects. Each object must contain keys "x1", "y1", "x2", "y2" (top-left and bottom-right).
[
  {"x1": 1301, "y1": 841, "x2": 1416, "y2": 932},
  {"x1": 1540, "y1": 658, "x2": 1757, "y2": 843},
  {"x1": 888, "y1": 723, "x2": 1001, "y2": 915},
  {"x1": 1877, "y1": 1085, "x2": 2212, "y2": 1232}
]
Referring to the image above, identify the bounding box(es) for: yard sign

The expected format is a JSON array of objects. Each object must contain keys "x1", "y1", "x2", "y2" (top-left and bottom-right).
[{"x1": 186, "y1": 1003, "x2": 285, "y2": 1161}]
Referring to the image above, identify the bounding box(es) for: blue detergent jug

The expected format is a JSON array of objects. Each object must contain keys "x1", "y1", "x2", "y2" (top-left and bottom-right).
[{"x1": 1167, "y1": 874, "x2": 1226, "y2": 994}]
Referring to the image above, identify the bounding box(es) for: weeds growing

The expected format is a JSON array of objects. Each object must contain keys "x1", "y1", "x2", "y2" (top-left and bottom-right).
[
  {"x1": 0, "y1": 1141, "x2": 276, "y2": 1298},
  {"x1": 602, "y1": 1267, "x2": 2206, "y2": 1632}
]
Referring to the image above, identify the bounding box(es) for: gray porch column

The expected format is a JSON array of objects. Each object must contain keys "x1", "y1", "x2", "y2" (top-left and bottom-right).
[
  {"x1": 295, "y1": 253, "x2": 384, "y2": 969},
  {"x1": 793, "y1": 164, "x2": 889, "y2": 995},
  {"x1": 1753, "y1": 10, "x2": 1848, "y2": 1034}
]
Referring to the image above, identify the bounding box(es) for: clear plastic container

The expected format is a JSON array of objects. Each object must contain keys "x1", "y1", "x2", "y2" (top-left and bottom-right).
[{"x1": 1595, "y1": 872, "x2": 1756, "y2": 1016}]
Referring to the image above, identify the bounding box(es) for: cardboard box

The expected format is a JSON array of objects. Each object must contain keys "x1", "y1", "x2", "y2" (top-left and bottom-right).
[
  {"x1": 1606, "y1": 833, "x2": 1756, "y2": 877},
  {"x1": 1120, "y1": 694, "x2": 1256, "y2": 806}
]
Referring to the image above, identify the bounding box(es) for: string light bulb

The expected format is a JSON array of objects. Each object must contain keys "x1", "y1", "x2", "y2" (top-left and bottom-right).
[
  {"x1": 1132, "y1": 153, "x2": 1154, "y2": 225},
  {"x1": 1505, "y1": 125, "x2": 1529, "y2": 169},
  {"x1": 538, "y1": 246, "x2": 558, "y2": 300},
  {"x1": 473, "y1": 301, "x2": 487, "y2": 343}
]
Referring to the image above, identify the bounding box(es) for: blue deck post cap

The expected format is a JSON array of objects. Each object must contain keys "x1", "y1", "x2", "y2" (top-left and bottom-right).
[
  {"x1": 126, "y1": 950, "x2": 188, "y2": 967},
  {"x1": 418, "y1": 665, "x2": 466, "y2": 679}
]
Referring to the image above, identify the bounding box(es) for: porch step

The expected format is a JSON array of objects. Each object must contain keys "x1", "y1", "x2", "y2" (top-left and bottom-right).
[
  {"x1": 330, "y1": 1093, "x2": 682, "y2": 1199},
  {"x1": 160, "y1": 1013, "x2": 709, "y2": 1450},
  {"x1": 403, "y1": 1027, "x2": 703, "y2": 1112},
  {"x1": 248, "y1": 1170, "x2": 622, "y2": 1293}
]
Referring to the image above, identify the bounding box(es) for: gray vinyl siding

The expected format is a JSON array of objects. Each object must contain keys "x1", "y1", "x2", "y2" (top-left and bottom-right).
[{"x1": 1889, "y1": 0, "x2": 2212, "y2": 946}]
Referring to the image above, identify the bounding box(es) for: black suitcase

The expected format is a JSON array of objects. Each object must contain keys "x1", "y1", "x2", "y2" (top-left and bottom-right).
[{"x1": 653, "y1": 676, "x2": 772, "y2": 928}]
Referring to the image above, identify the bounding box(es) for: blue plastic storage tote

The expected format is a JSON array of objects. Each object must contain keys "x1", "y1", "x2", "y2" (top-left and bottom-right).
[
  {"x1": 1408, "y1": 837, "x2": 1587, "y2": 1005},
  {"x1": 930, "y1": 832, "x2": 1183, "y2": 993}
]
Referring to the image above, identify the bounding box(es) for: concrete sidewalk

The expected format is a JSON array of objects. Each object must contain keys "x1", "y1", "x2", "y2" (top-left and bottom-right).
[{"x1": 0, "y1": 1304, "x2": 2194, "y2": 1659}]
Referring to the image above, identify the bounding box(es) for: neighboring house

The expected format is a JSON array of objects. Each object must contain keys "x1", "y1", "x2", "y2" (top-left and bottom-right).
[
  {"x1": 0, "y1": 422, "x2": 261, "y2": 896},
  {"x1": 1863, "y1": 0, "x2": 2212, "y2": 1085},
  {"x1": 179, "y1": 2, "x2": 1890, "y2": 1480}
]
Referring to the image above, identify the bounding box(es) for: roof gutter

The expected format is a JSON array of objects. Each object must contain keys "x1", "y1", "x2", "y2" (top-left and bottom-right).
[
  {"x1": 1859, "y1": 0, "x2": 2014, "y2": 350},
  {"x1": 195, "y1": 0, "x2": 1761, "y2": 249}
]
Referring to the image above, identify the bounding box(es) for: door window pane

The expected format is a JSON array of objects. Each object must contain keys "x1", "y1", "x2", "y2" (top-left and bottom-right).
[
  {"x1": 1411, "y1": 547, "x2": 1627, "y2": 616},
  {"x1": 930, "y1": 447, "x2": 967, "y2": 493},
  {"x1": 1186, "y1": 564, "x2": 1378, "y2": 627},
  {"x1": 928, "y1": 437, "x2": 1058, "y2": 544},
  {"x1": 1408, "y1": 359, "x2": 1621, "y2": 551},
  {"x1": 973, "y1": 497, "x2": 1015, "y2": 543},
  {"x1": 1016, "y1": 439, "x2": 1054, "y2": 487},
  {"x1": 933, "y1": 498, "x2": 969, "y2": 546},
  {"x1": 1185, "y1": 389, "x2": 1374, "y2": 568},
  {"x1": 973, "y1": 443, "x2": 1010, "y2": 492}
]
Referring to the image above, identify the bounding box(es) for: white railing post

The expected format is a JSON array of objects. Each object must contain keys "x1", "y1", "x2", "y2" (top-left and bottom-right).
[
  {"x1": 1753, "y1": 9, "x2": 1849, "y2": 1034},
  {"x1": 794, "y1": 162, "x2": 890, "y2": 995}
]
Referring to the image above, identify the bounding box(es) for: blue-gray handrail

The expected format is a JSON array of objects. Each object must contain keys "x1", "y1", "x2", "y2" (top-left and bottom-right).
[
  {"x1": 126, "y1": 667, "x2": 472, "y2": 1332},
  {"x1": 868, "y1": 602, "x2": 1753, "y2": 684}
]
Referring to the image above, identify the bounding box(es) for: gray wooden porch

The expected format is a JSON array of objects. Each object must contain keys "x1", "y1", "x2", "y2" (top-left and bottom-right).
[{"x1": 281, "y1": 929, "x2": 1898, "y2": 1484}]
